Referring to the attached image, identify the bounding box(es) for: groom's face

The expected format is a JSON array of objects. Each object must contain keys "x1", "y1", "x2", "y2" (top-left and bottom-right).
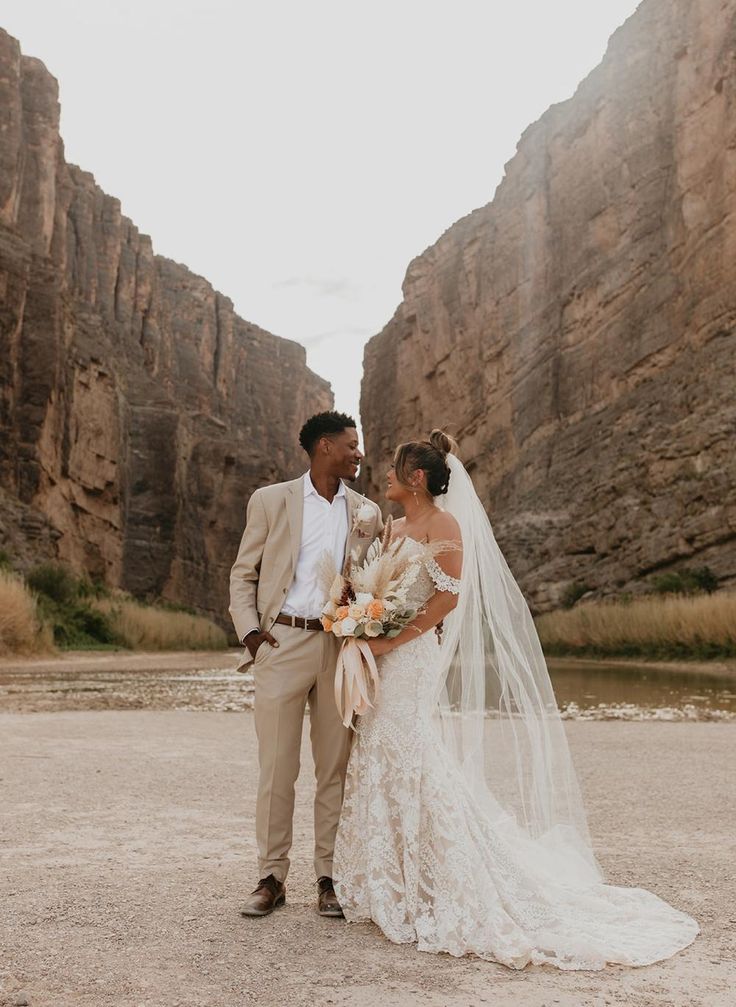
[{"x1": 323, "y1": 427, "x2": 363, "y2": 481}]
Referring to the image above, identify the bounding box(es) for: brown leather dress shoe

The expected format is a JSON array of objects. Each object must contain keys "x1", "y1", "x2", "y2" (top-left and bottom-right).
[
  {"x1": 239, "y1": 874, "x2": 286, "y2": 917},
  {"x1": 317, "y1": 876, "x2": 344, "y2": 918}
]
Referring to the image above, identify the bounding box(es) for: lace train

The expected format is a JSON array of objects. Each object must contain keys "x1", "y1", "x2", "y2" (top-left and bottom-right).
[{"x1": 334, "y1": 629, "x2": 699, "y2": 969}]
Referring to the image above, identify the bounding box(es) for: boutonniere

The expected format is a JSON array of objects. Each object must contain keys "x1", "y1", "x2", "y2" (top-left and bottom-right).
[{"x1": 351, "y1": 498, "x2": 375, "y2": 538}]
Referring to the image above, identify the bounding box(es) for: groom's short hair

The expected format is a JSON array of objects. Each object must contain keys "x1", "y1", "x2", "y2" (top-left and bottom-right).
[{"x1": 299, "y1": 411, "x2": 357, "y2": 456}]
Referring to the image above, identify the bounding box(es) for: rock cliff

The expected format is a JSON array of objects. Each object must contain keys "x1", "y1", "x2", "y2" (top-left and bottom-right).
[
  {"x1": 360, "y1": 0, "x2": 736, "y2": 609},
  {"x1": 0, "y1": 29, "x2": 331, "y2": 622}
]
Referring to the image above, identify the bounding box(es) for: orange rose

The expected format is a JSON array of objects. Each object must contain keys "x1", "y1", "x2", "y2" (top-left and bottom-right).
[
  {"x1": 336, "y1": 606, "x2": 349, "y2": 620},
  {"x1": 321, "y1": 616, "x2": 334, "y2": 632},
  {"x1": 367, "y1": 599, "x2": 384, "y2": 619}
]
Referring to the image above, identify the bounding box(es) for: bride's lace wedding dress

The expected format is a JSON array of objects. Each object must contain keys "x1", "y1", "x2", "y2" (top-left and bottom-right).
[{"x1": 333, "y1": 537, "x2": 699, "y2": 970}]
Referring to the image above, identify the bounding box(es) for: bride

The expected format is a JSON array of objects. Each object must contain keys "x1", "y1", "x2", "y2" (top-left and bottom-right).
[{"x1": 333, "y1": 429, "x2": 699, "y2": 969}]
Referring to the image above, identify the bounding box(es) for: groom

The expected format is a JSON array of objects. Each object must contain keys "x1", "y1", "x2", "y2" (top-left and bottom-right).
[{"x1": 229, "y1": 411, "x2": 383, "y2": 917}]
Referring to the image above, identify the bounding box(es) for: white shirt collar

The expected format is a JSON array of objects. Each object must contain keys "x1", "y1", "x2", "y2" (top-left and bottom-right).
[{"x1": 303, "y1": 471, "x2": 346, "y2": 499}]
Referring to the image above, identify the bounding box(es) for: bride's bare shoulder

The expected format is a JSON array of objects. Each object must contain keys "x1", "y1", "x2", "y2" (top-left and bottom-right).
[{"x1": 429, "y1": 508, "x2": 461, "y2": 544}]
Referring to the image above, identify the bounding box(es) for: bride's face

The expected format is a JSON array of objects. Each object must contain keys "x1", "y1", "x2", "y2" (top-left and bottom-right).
[{"x1": 385, "y1": 464, "x2": 426, "y2": 503}]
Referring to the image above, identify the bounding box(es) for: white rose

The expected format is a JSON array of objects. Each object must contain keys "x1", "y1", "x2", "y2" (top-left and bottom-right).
[
  {"x1": 332, "y1": 621, "x2": 344, "y2": 637},
  {"x1": 341, "y1": 617, "x2": 358, "y2": 636},
  {"x1": 356, "y1": 502, "x2": 374, "y2": 521},
  {"x1": 348, "y1": 604, "x2": 365, "y2": 620},
  {"x1": 364, "y1": 620, "x2": 383, "y2": 637}
]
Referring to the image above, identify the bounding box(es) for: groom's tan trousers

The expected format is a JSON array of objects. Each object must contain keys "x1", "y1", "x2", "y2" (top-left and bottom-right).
[{"x1": 252, "y1": 619, "x2": 350, "y2": 883}]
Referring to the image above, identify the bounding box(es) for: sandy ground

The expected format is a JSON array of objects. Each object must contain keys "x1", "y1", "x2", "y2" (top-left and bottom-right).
[{"x1": 1, "y1": 710, "x2": 734, "y2": 1007}]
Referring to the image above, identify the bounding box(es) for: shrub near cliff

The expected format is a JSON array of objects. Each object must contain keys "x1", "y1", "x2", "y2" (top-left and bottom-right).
[{"x1": 0, "y1": 569, "x2": 52, "y2": 655}]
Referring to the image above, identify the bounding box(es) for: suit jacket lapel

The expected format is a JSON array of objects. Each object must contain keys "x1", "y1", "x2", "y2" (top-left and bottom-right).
[{"x1": 285, "y1": 477, "x2": 304, "y2": 575}]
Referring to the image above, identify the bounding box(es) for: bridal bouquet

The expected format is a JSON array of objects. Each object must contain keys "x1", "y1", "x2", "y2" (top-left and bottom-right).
[{"x1": 318, "y1": 516, "x2": 423, "y2": 728}]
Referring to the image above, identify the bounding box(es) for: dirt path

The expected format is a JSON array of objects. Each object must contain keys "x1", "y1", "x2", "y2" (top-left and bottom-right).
[{"x1": 1, "y1": 710, "x2": 733, "y2": 1007}]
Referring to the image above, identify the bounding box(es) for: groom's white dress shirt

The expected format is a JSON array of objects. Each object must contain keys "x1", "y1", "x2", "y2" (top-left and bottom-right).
[{"x1": 282, "y1": 471, "x2": 349, "y2": 620}]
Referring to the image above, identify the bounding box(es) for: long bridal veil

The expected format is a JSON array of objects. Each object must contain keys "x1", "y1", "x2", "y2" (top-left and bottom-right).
[{"x1": 435, "y1": 452, "x2": 603, "y2": 884}]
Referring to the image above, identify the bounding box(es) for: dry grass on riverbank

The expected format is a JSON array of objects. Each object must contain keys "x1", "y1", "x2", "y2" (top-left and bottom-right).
[
  {"x1": 537, "y1": 590, "x2": 736, "y2": 659},
  {"x1": 94, "y1": 598, "x2": 228, "y2": 651},
  {"x1": 0, "y1": 570, "x2": 53, "y2": 655},
  {"x1": 0, "y1": 564, "x2": 226, "y2": 656}
]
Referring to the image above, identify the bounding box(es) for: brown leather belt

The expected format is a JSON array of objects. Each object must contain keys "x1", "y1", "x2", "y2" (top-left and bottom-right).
[{"x1": 273, "y1": 612, "x2": 324, "y2": 631}]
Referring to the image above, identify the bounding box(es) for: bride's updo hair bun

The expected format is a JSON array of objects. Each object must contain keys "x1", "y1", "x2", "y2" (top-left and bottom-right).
[
  {"x1": 393, "y1": 428, "x2": 456, "y2": 498},
  {"x1": 428, "y1": 428, "x2": 457, "y2": 458}
]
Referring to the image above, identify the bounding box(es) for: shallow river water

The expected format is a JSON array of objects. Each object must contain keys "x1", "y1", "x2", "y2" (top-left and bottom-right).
[{"x1": 0, "y1": 650, "x2": 734, "y2": 720}]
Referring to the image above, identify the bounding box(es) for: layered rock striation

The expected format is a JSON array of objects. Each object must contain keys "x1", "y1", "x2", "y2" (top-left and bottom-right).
[
  {"x1": 0, "y1": 29, "x2": 331, "y2": 622},
  {"x1": 360, "y1": 0, "x2": 736, "y2": 609}
]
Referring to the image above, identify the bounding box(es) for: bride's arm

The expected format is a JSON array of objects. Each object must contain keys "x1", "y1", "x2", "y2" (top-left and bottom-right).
[{"x1": 368, "y1": 513, "x2": 462, "y2": 656}]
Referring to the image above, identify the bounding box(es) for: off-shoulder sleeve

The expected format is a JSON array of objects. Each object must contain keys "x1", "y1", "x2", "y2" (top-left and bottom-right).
[{"x1": 426, "y1": 556, "x2": 462, "y2": 595}]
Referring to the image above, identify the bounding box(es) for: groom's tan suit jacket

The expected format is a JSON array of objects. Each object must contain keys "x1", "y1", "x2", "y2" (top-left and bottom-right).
[{"x1": 229, "y1": 475, "x2": 383, "y2": 667}]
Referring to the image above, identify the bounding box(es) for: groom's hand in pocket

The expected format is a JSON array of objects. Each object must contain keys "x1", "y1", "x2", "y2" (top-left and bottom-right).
[{"x1": 244, "y1": 629, "x2": 279, "y2": 659}]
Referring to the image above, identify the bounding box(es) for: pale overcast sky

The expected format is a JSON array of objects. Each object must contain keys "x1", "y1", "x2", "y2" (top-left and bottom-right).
[{"x1": 4, "y1": 1, "x2": 640, "y2": 427}]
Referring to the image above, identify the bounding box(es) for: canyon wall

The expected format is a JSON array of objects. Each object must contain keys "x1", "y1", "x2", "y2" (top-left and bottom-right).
[
  {"x1": 0, "y1": 29, "x2": 331, "y2": 623},
  {"x1": 360, "y1": 0, "x2": 736, "y2": 610}
]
